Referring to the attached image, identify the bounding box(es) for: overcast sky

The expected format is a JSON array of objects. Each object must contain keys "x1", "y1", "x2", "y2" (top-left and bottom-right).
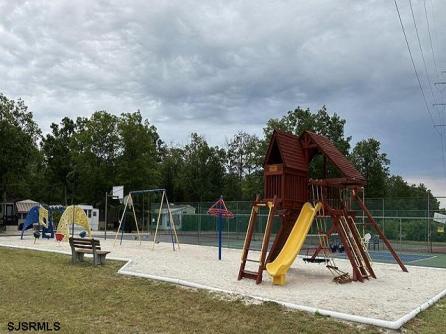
[{"x1": 1, "y1": 0, "x2": 446, "y2": 195}]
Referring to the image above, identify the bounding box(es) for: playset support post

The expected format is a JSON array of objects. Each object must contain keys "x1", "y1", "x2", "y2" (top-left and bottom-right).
[{"x1": 352, "y1": 189, "x2": 408, "y2": 273}]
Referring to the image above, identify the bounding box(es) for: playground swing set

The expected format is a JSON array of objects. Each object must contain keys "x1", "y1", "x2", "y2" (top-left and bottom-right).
[
  {"x1": 238, "y1": 130, "x2": 407, "y2": 286},
  {"x1": 113, "y1": 188, "x2": 180, "y2": 250}
]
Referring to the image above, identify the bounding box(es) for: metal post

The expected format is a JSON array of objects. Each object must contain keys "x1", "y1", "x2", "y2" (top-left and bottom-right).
[
  {"x1": 399, "y1": 218, "x2": 402, "y2": 251},
  {"x1": 71, "y1": 204, "x2": 75, "y2": 238},
  {"x1": 104, "y1": 192, "x2": 108, "y2": 240},
  {"x1": 218, "y1": 195, "x2": 223, "y2": 260},
  {"x1": 198, "y1": 203, "x2": 201, "y2": 245},
  {"x1": 218, "y1": 213, "x2": 222, "y2": 260},
  {"x1": 427, "y1": 192, "x2": 432, "y2": 253},
  {"x1": 227, "y1": 206, "x2": 231, "y2": 248},
  {"x1": 382, "y1": 198, "x2": 385, "y2": 235},
  {"x1": 142, "y1": 193, "x2": 145, "y2": 237},
  {"x1": 362, "y1": 188, "x2": 365, "y2": 236}
]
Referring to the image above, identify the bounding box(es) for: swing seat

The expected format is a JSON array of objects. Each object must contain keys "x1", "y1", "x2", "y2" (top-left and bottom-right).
[
  {"x1": 303, "y1": 257, "x2": 329, "y2": 263},
  {"x1": 333, "y1": 273, "x2": 352, "y2": 284},
  {"x1": 326, "y1": 264, "x2": 339, "y2": 270}
]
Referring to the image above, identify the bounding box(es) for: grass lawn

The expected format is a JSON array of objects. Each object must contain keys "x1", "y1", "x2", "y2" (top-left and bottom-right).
[{"x1": 0, "y1": 247, "x2": 445, "y2": 333}]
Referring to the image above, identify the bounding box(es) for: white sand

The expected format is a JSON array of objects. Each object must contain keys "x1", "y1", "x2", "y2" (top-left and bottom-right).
[{"x1": 1, "y1": 236, "x2": 445, "y2": 328}]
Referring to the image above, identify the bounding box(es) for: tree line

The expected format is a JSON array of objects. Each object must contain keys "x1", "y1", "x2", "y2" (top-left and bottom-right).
[{"x1": 0, "y1": 92, "x2": 439, "y2": 212}]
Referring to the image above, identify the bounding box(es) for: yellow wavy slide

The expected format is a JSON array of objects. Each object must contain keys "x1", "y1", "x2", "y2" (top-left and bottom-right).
[{"x1": 266, "y1": 202, "x2": 322, "y2": 285}]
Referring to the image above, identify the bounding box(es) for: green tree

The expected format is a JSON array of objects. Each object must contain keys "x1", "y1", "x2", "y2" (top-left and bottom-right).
[
  {"x1": 160, "y1": 147, "x2": 186, "y2": 202},
  {"x1": 0, "y1": 93, "x2": 41, "y2": 200},
  {"x1": 263, "y1": 105, "x2": 351, "y2": 155},
  {"x1": 181, "y1": 133, "x2": 226, "y2": 202},
  {"x1": 225, "y1": 132, "x2": 263, "y2": 199},
  {"x1": 116, "y1": 111, "x2": 161, "y2": 192},
  {"x1": 350, "y1": 138, "x2": 389, "y2": 197},
  {"x1": 41, "y1": 117, "x2": 78, "y2": 204},
  {"x1": 73, "y1": 111, "x2": 121, "y2": 205}
]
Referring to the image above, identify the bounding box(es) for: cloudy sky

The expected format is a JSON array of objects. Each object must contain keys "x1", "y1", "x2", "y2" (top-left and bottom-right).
[{"x1": 1, "y1": 0, "x2": 446, "y2": 195}]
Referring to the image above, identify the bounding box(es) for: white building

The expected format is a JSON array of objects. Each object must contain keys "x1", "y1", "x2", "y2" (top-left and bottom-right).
[
  {"x1": 77, "y1": 205, "x2": 100, "y2": 231},
  {"x1": 153, "y1": 204, "x2": 195, "y2": 230},
  {"x1": 16, "y1": 199, "x2": 40, "y2": 229}
]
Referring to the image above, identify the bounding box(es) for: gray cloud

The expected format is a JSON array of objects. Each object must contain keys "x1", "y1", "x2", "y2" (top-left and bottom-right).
[{"x1": 1, "y1": 0, "x2": 446, "y2": 188}]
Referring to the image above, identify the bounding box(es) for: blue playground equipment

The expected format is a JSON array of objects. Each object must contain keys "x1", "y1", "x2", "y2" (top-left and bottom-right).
[{"x1": 20, "y1": 206, "x2": 54, "y2": 240}]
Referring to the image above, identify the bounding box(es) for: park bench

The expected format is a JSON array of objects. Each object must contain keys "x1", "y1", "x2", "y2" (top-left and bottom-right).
[{"x1": 69, "y1": 237, "x2": 110, "y2": 266}]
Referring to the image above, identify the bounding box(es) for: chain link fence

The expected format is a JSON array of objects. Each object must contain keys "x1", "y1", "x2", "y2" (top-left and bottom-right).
[{"x1": 105, "y1": 197, "x2": 446, "y2": 255}]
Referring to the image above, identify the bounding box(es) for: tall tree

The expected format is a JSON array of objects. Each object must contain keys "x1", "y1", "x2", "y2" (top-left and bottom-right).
[
  {"x1": 41, "y1": 117, "x2": 77, "y2": 204},
  {"x1": 73, "y1": 111, "x2": 121, "y2": 205},
  {"x1": 0, "y1": 94, "x2": 41, "y2": 200},
  {"x1": 225, "y1": 132, "x2": 263, "y2": 199},
  {"x1": 116, "y1": 111, "x2": 161, "y2": 192},
  {"x1": 181, "y1": 133, "x2": 225, "y2": 202},
  {"x1": 350, "y1": 138, "x2": 390, "y2": 197},
  {"x1": 263, "y1": 105, "x2": 351, "y2": 154},
  {"x1": 160, "y1": 147, "x2": 186, "y2": 202}
]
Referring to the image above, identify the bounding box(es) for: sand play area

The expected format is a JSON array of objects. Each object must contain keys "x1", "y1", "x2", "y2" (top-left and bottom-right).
[{"x1": 1, "y1": 236, "x2": 446, "y2": 329}]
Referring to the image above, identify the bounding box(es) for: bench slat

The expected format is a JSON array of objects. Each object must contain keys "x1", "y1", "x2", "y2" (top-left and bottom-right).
[
  {"x1": 72, "y1": 245, "x2": 99, "y2": 250},
  {"x1": 75, "y1": 249, "x2": 94, "y2": 254},
  {"x1": 75, "y1": 249, "x2": 109, "y2": 254},
  {"x1": 71, "y1": 239, "x2": 100, "y2": 245}
]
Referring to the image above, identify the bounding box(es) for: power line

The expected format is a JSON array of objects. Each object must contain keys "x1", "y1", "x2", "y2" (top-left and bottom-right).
[
  {"x1": 394, "y1": 0, "x2": 446, "y2": 176},
  {"x1": 424, "y1": 0, "x2": 445, "y2": 125},
  {"x1": 408, "y1": 0, "x2": 437, "y2": 105},
  {"x1": 423, "y1": 0, "x2": 440, "y2": 77},
  {"x1": 393, "y1": 0, "x2": 438, "y2": 133}
]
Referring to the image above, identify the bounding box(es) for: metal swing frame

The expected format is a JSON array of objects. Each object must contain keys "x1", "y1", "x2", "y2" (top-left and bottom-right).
[{"x1": 113, "y1": 189, "x2": 180, "y2": 250}]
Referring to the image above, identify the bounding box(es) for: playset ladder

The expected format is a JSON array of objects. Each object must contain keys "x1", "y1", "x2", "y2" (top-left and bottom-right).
[
  {"x1": 336, "y1": 213, "x2": 375, "y2": 282},
  {"x1": 238, "y1": 196, "x2": 277, "y2": 284}
]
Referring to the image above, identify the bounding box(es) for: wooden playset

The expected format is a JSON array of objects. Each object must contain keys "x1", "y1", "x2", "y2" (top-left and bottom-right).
[{"x1": 238, "y1": 130, "x2": 407, "y2": 285}]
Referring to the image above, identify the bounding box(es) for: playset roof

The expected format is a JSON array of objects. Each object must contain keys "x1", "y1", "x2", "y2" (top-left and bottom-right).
[
  {"x1": 302, "y1": 131, "x2": 365, "y2": 184},
  {"x1": 264, "y1": 129, "x2": 365, "y2": 184},
  {"x1": 264, "y1": 130, "x2": 308, "y2": 171}
]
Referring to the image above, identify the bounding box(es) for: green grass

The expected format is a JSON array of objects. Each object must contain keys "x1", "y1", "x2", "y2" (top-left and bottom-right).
[{"x1": 0, "y1": 247, "x2": 444, "y2": 334}]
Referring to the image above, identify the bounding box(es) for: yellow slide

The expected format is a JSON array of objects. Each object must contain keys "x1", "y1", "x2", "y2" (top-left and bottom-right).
[{"x1": 266, "y1": 202, "x2": 322, "y2": 285}]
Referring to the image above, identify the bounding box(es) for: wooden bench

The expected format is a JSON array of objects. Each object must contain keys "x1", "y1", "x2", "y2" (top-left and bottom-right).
[{"x1": 69, "y1": 237, "x2": 110, "y2": 266}]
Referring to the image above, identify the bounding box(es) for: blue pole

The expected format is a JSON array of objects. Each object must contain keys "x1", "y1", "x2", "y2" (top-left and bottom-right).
[
  {"x1": 218, "y1": 195, "x2": 224, "y2": 260},
  {"x1": 218, "y1": 213, "x2": 222, "y2": 260}
]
